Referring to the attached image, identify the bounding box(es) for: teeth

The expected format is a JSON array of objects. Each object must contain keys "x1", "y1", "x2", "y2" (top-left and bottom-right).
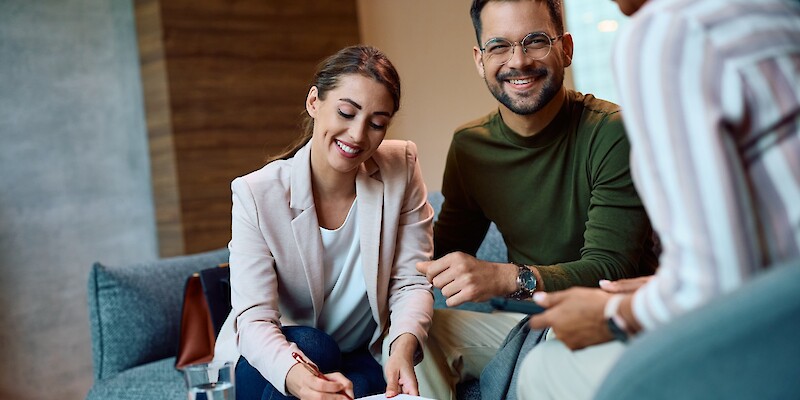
[
  {"x1": 336, "y1": 140, "x2": 360, "y2": 154},
  {"x1": 509, "y1": 79, "x2": 532, "y2": 85}
]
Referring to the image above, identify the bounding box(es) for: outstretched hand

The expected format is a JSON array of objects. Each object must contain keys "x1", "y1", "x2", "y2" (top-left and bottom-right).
[
  {"x1": 529, "y1": 288, "x2": 614, "y2": 350},
  {"x1": 416, "y1": 252, "x2": 517, "y2": 307}
]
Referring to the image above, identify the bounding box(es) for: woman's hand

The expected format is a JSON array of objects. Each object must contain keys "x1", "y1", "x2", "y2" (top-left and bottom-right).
[
  {"x1": 599, "y1": 276, "x2": 652, "y2": 294},
  {"x1": 384, "y1": 333, "x2": 420, "y2": 397},
  {"x1": 286, "y1": 362, "x2": 354, "y2": 400}
]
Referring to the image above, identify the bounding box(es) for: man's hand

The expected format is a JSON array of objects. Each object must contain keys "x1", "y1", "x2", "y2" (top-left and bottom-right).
[
  {"x1": 416, "y1": 252, "x2": 517, "y2": 307},
  {"x1": 384, "y1": 333, "x2": 419, "y2": 397},
  {"x1": 599, "y1": 276, "x2": 652, "y2": 294},
  {"x1": 529, "y1": 288, "x2": 614, "y2": 350}
]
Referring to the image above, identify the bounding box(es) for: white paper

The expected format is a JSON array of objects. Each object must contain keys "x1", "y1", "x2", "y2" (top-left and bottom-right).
[{"x1": 356, "y1": 394, "x2": 436, "y2": 400}]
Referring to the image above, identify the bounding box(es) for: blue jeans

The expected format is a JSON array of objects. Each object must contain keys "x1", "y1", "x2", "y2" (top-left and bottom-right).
[{"x1": 235, "y1": 326, "x2": 386, "y2": 400}]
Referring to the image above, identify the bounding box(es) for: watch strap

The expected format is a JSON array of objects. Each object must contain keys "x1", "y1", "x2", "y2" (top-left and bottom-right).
[{"x1": 604, "y1": 294, "x2": 630, "y2": 342}]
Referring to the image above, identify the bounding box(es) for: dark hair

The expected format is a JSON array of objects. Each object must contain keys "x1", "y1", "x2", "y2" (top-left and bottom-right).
[
  {"x1": 470, "y1": 0, "x2": 564, "y2": 46},
  {"x1": 268, "y1": 45, "x2": 401, "y2": 162}
]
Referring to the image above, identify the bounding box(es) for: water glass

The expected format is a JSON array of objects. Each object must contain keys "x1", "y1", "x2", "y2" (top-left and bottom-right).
[{"x1": 182, "y1": 361, "x2": 236, "y2": 400}]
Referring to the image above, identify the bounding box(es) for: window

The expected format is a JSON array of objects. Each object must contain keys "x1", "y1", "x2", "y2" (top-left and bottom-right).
[{"x1": 564, "y1": 1, "x2": 627, "y2": 104}]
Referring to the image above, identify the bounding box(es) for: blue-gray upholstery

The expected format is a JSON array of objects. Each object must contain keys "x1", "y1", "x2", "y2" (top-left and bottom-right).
[
  {"x1": 86, "y1": 358, "x2": 184, "y2": 399},
  {"x1": 87, "y1": 248, "x2": 230, "y2": 399},
  {"x1": 86, "y1": 193, "x2": 506, "y2": 400}
]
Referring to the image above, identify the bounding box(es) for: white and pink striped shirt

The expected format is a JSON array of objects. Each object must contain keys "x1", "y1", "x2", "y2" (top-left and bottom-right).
[{"x1": 613, "y1": 0, "x2": 800, "y2": 331}]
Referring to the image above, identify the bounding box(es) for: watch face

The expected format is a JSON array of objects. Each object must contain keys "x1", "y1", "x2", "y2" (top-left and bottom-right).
[
  {"x1": 522, "y1": 271, "x2": 537, "y2": 290},
  {"x1": 518, "y1": 264, "x2": 537, "y2": 291}
]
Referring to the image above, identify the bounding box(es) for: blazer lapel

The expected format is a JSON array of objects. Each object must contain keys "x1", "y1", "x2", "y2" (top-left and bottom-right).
[
  {"x1": 290, "y1": 142, "x2": 325, "y2": 321},
  {"x1": 356, "y1": 161, "x2": 385, "y2": 326}
]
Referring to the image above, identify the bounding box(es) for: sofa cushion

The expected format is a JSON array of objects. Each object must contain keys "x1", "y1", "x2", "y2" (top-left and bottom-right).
[
  {"x1": 88, "y1": 248, "x2": 230, "y2": 380},
  {"x1": 86, "y1": 357, "x2": 185, "y2": 400}
]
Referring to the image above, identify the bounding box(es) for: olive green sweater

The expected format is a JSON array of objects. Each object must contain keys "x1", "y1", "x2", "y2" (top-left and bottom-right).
[{"x1": 435, "y1": 90, "x2": 657, "y2": 291}]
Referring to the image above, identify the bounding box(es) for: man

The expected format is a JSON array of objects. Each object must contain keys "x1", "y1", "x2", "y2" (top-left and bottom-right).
[
  {"x1": 518, "y1": 0, "x2": 800, "y2": 398},
  {"x1": 414, "y1": 1, "x2": 657, "y2": 399}
]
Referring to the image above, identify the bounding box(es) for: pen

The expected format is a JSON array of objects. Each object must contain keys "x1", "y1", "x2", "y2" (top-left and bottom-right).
[{"x1": 291, "y1": 352, "x2": 354, "y2": 400}]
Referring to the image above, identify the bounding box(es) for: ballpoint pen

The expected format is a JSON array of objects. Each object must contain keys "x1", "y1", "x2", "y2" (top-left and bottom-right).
[{"x1": 291, "y1": 352, "x2": 354, "y2": 400}]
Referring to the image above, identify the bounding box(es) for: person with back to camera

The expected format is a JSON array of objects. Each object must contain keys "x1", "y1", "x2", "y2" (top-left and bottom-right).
[
  {"x1": 413, "y1": 0, "x2": 658, "y2": 399},
  {"x1": 516, "y1": 0, "x2": 800, "y2": 398},
  {"x1": 213, "y1": 45, "x2": 435, "y2": 400}
]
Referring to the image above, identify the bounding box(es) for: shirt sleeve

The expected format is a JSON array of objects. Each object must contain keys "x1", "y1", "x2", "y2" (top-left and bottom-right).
[
  {"x1": 537, "y1": 113, "x2": 656, "y2": 291},
  {"x1": 386, "y1": 140, "x2": 435, "y2": 364},
  {"x1": 613, "y1": 9, "x2": 769, "y2": 331},
  {"x1": 228, "y1": 177, "x2": 304, "y2": 396}
]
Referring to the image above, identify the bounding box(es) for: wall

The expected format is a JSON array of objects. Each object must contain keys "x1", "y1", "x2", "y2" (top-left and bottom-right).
[
  {"x1": 137, "y1": 0, "x2": 362, "y2": 256},
  {"x1": 357, "y1": 0, "x2": 574, "y2": 191},
  {"x1": 0, "y1": 1, "x2": 157, "y2": 399},
  {"x1": 356, "y1": 0, "x2": 498, "y2": 191}
]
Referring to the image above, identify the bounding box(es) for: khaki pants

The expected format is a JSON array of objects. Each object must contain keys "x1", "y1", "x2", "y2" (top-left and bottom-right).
[
  {"x1": 414, "y1": 309, "x2": 526, "y2": 400},
  {"x1": 516, "y1": 338, "x2": 627, "y2": 400}
]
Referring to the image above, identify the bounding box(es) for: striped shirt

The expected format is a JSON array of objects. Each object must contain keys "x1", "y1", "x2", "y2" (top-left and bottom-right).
[{"x1": 612, "y1": 0, "x2": 800, "y2": 331}]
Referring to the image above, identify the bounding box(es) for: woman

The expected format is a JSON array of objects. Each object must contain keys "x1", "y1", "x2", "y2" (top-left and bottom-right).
[{"x1": 213, "y1": 45, "x2": 435, "y2": 400}]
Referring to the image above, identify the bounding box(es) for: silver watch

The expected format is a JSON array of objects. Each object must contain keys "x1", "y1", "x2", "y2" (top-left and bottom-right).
[{"x1": 511, "y1": 262, "x2": 537, "y2": 299}]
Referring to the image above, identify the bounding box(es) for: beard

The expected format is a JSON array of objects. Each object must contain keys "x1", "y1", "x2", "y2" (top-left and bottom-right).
[{"x1": 485, "y1": 67, "x2": 564, "y2": 115}]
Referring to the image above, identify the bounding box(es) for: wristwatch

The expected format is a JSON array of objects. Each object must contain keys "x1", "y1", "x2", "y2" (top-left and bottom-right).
[
  {"x1": 604, "y1": 294, "x2": 630, "y2": 342},
  {"x1": 510, "y1": 262, "x2": 537, "y2": 299}
]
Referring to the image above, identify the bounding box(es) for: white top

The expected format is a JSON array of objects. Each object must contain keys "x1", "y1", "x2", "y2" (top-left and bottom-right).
[
  {"x1": 613, "y1": 0, "x2": 800, "y2": 331},
  {"x1": 318, "y1": 198, "x2": 377, "y2": 352}
]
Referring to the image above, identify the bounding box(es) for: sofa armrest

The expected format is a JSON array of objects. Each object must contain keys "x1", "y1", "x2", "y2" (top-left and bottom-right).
[{"x1": 87, "y1": 248, "x2": 229, "y2": 380}]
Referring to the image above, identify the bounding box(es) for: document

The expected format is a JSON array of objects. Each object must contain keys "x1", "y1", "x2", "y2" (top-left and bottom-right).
[{"x1": 357, "y1": 394, "x2": 436, "y2": 400}]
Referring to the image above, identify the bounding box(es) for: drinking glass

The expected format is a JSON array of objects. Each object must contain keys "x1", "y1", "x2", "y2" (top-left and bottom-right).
[{"x1": 182, "y1": 361, "x2": 235, "y2": 400}]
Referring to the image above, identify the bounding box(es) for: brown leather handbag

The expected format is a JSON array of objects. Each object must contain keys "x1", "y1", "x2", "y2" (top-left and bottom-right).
[{"x1": 175, "y1": 263, "x2": 231, "y2": 369}]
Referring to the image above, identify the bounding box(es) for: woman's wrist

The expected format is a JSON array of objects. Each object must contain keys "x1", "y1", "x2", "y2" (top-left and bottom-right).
[
  {"x1": 389, "y1": 333, "x2": 418, "y2": 359},
  {"x1": 285, "y1": 362, "x2": 309, "y2": 397},
  {"x1": 618, "y1": 294, "x2": 642, "y2": 334}
]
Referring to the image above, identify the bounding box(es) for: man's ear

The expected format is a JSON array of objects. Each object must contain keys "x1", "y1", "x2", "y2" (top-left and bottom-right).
[
  {"x1": 306, "y1": 86, "x2": 319, "y2": 118},
  {"x1": 561, "y1": 32, "x2": 574, "y2": 68},
  {"x1": 473, "y1": 46, "x2": 486, "y2": 78}
]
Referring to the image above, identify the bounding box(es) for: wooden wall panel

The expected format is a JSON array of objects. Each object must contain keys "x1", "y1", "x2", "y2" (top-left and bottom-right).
[
  {"x1": 135, "y1": 0, "x2": 185, "y2": 256},
  {"x1": 136, "y1": 1, "x2": 361, "y2": 255}
]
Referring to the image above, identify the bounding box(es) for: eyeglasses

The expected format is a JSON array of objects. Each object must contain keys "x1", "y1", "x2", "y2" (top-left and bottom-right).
[{"x1": 480, "y1": 32, "x2": 563, "y2": 65}]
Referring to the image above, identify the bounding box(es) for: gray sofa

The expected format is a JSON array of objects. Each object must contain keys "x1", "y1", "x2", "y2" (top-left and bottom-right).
[
  {"x1": 87, "y1": 248, "x2": 231, "y2": 399},
  {"x1": 86, "y1": 192, "x2": 504, "y2": 399}
]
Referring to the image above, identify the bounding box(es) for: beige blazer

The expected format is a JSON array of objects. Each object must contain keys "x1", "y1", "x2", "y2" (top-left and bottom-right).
[{"x1": 214, "y1": 139, "x2": 434, "y2": 394}]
